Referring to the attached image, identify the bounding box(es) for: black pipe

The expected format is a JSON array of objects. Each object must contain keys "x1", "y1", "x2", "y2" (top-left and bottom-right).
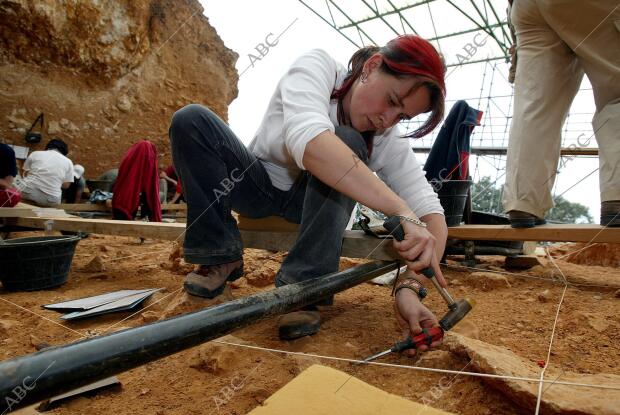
[{"x1": 0, "y1": 260, "x2": 398, "y2": 412}]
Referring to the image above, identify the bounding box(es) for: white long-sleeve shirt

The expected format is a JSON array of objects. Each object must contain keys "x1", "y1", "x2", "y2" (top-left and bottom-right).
[{"x1": 248, "y1": 49, "x2": 443, "y2": 218}]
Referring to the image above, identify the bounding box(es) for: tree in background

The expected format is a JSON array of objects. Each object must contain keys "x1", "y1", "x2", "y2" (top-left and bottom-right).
[{"x1": 471, "y1": 176, "x2": 593, "y2": 223}]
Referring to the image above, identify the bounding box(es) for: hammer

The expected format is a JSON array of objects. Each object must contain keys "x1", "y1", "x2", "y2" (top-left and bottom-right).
[{"x1": 383, "y1": 216, "x2": 474, "y2": 332}]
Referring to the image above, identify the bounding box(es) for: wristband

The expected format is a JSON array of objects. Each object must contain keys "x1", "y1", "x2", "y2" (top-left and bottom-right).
[{"x1": 395, "y1": 278, "x2": 428, "y2": 300}]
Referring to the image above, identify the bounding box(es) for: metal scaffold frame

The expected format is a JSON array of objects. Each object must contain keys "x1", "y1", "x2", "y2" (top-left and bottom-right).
[{"x1": 297, "y1": 0, "x2": 512, "y2": 67}]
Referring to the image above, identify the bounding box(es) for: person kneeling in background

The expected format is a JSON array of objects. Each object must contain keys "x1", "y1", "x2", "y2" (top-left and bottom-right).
[{"x1": 20, "y1": 139, "x2": 74, "y2": 207}]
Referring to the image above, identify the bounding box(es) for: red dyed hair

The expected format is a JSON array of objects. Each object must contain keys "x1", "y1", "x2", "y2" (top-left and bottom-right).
[{"x1": 332, "y1": 35, "x2": 446, "y2": 139}]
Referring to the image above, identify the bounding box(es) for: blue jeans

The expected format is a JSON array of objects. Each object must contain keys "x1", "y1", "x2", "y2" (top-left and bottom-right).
[{"x1": 169, "y1": 104, "x2": 369, "y2": 289}]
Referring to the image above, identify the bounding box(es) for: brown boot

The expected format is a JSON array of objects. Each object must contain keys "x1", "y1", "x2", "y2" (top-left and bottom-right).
[
  {"x1": 278, "y1": 306, "x2": 321, "y2": 340},
  {"x1": 184, "y1": 259, "x2": 243, "y2": 298},
  {"x1": 601, "y1": 200, "x2": 620, "y2": 227}
]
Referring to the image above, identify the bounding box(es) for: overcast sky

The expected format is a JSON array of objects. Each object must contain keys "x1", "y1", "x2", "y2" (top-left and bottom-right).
[{"x1": 200, "y1": 0, "x2": 600, "y2": 221}]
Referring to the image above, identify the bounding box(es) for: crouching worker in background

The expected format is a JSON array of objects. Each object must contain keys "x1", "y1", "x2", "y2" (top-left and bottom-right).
[{"x1": 20, "y1": 139, "x2": 73, "y2": 207}]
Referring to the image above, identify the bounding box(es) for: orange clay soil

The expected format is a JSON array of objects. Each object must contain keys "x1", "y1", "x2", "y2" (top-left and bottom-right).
[{"x1": 1, "y1": 233, "x2": 619, "y2": 415}]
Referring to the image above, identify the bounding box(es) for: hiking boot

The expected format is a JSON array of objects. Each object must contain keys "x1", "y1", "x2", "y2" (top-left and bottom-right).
[
  {"x1": 601, "y1": 200, "x2": 620, "y2": 227},
  {"x1": 184, "y1": 259, "x2": 244, "y2": 298},
  {"x1": 278, "y1": 306, "x2": 321, "y2": 340},
  {"x1": 508, "y1": 210, "x2": 546, "y2": 228}
]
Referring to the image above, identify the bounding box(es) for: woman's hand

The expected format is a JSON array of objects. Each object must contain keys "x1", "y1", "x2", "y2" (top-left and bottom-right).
[
  {"x1": 393, "y1": 288, "x2": 442, "y2": 357},
  {"x1": 392, "y1": 217, "x2": 447, "y2": 287}
]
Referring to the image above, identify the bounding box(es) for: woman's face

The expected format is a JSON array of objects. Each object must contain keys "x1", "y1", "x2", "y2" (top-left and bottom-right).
[{"x1": 344, "y1": 54, "x2": 431, "y2": 134}]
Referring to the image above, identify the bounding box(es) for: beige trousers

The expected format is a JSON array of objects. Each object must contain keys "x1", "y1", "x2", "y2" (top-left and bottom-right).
[{"x1": 503, "y1": 0, "x2": 620, "y2": 217}]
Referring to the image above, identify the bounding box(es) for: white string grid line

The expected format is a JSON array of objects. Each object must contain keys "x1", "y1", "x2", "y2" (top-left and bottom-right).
[
  {"x1": 211, "y1": 339, "x2": 620, "y2": 392},
  {"x1": 534, "y1": 248, "x2": 569, "y2": 414}
]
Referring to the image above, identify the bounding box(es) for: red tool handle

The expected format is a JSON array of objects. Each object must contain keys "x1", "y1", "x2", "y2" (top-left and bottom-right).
[{"x1": 392, "y1": 327, "x2": 444, "y2": 352}]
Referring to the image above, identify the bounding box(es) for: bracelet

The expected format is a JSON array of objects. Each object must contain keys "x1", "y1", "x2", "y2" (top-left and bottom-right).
[
  {"x1": 395, "y1": 278, "x2": 428, "y2": 300},
  {"x1": 398, "y1": 215, "x2": 427, "y2": 228}
]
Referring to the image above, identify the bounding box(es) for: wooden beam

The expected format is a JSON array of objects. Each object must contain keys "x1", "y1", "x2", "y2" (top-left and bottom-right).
[
  {"x1": 8, "y1": 216, "x2": 397, "y2": 259},
  {"x1": 447, "y1": 224, "x2": 619, "y2": 243},
  {"x1": 7, "y1": 217, "x2": 620, "y2": 260},
  {"x1": 57, "y1": 203, "x2": 188, "y2": 212},
  {"x1": 0, "y1": 207, "x2": 36, "y2": 218},
  {"x1": 56, "y1": 204, "x2": 109, "y2": 212}
]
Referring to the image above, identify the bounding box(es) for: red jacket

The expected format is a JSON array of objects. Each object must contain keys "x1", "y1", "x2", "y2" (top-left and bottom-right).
[{"x1": 112, "y1": 140, "x2": 162, "y2": 222}]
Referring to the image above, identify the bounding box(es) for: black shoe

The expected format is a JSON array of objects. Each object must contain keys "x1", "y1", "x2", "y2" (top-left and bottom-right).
[
  {"x1": 184, "y1": 259, "x2": 244, "y2": 298},
  {"x1": 601, "y1": 200, "x2": 620, "y2": 227},
  {"x1": 278, "y1": 306, "x2": 321, "y2": 340},
  {"x1": 508, "y1": 210, "x2": 545, "y2": 228}
]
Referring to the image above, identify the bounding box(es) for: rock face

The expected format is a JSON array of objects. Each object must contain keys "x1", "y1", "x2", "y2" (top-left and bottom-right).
[
  {"x1": 444, "y1": 332, "x2": 620, "y2": 415},
  {"x1": 0, "y1": 0, "x2": 238, "y2": 176}
]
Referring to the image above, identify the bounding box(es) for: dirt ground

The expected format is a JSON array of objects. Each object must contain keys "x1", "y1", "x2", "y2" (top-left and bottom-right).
[{"x1": 1, "y1": 233, "x2": 619, "y2": 414}]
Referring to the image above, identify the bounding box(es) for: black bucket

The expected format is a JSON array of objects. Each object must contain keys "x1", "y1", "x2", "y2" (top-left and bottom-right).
[
  {"x1": 0, "y1": 235, "x2": 80, "y2": 291},
  {"x1": 435, "y1": 180, "x2": 472, "y2": 227}
]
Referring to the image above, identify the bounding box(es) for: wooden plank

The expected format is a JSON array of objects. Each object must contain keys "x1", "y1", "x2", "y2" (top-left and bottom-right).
[
  {"x1": 0, "y1": 207, "x2": 36, "y2": 218},
  {"x1": 447, "y1": 223, "x2": 619, "y2": 243},
  {"x1": 0, "y1": 202, "x2": 36, "y2": 218},
  {"x1": 57, "y1": 203, "x2": 188, "y2": 212},
  {"x1": 248, "y1": 364, "x2": 453, "y2": 415},
  {"x1": 7, "y1": 217, "x2": 620, "y2": 261},
  {"x1": 57, "y1": 204, "x2": 109, "y2": 212},
  {"x1": 8, "y1": 216, "x2": 397, "y2": 260},
  {"x1": 161, "y1": 203, "x2": 187, "y2": 211},
  {"x1": 237, "y1": 215, "x2": 299, "y2": 232},
  {"x1": 10, "y1": 217, "x2": 187, "y2": 241}
]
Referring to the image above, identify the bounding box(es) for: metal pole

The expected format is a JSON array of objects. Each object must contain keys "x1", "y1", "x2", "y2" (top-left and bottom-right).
[{"x1": 0, "y1": 261, "x2": 397, "y2": 412}]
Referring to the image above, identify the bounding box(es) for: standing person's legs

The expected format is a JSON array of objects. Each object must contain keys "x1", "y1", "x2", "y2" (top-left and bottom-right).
[
  {"x1": 275, "y1": 126, "x2": 369, "y2": 339},
  {"x1": 542, "y1": 0, "x2": 620, "y2": 225},
  {"x1": 502, "y1": 0, "x2": 584, "y2": 224},
  {"x1": 169, "y1": 104, "x2": 281, "y2": 297}
]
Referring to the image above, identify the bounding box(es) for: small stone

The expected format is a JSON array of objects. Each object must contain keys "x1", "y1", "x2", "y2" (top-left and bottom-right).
[
  {"x1": 116, "y1": 95, "x2": 132, "y2": 113},
  {"x1": 189, "y1": 339, "x2": 238, "y2": 374},
  {"x1": 0, "y1": 320, "x2": 17, "y2": 339},
  {"x1": 86, "y1": 272, "x2": 108, "y2": 280},
  {"x1": 60, "y1": 118, "x2": 70, "y2": 128},
  {"x1": 83, "y1": 255, "x2": 106, "y2": 272},
  {"x1": 504, "y1": 255, "x2": 542, "y2": 270},
  {"x1": 230, "y1": 277, "x2": 247, "y2": 289},
  {"x1": 538, "y1": 289, "x2": 551, "y2": 303},
  {"x1": 139, "y1": 388, "x2": 150, "y2": 396},
  {"x1": 249, "y1": 387, "x2": 270, "y2": 404},
  {"x1": 29, "y1": 334, "x2": 51, "y2": 351},
  {"x1": 468, "y1": 272, "x2": 511, "y2": 291},
  {"x1": 141, "y1": 311, "x2": 159, "y2": 324},
  {"x1": 593, "y1": 295, "x2": 602, "y2": 300},
  {"x1": 614, "y1": 289, "x2": 620, "y2": 298},
  {"x1": 515, "y1": 322, "x2": 524, "y2": 329},
  {"x1": 530, "y1": 265, "x2": 562, "y2": 280}
]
